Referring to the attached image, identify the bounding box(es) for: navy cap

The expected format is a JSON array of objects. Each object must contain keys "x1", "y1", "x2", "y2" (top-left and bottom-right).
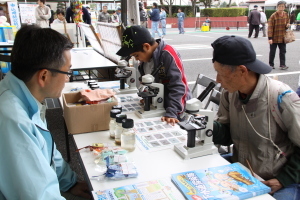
[
  {"x1": 211, "y1": 35, "x2": 272, "y2": 74},
  {"x1": 254, "y1": 5, "x2": 258, "y2": 7},
  {"x1": 116, "y1": 25, "x2": 153, "y2": 57}
]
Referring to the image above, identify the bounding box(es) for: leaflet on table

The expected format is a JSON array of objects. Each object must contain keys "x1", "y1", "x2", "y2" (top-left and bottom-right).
[
  {"x1": 134, "y1": 117, "x2": 187, "y2": 152},
  {"x1": 171, "y1": 162, "x2": 271, "y2": 200},
  {"x1": 92, "y1": 178, "x2": 183, "y2": 200},
  {"x1": 115, "y1": 93, "x2": 143, "y2": 113}
]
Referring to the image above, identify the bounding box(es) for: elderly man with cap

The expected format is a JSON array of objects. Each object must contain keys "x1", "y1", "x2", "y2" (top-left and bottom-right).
[
  {"x1": 212, "y1": 35, "x2": 300, "y2": 199},
  {"x1": 248, "y1": 5, "x2": 260, "y2": 38}
]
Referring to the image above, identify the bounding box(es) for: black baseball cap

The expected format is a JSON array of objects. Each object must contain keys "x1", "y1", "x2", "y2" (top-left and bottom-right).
[
  {"x1": 116, "y1": 25, "x2": 153, "y2": 57},
  {"x1": 211, "y1": 35, "x2": 272, "y2": 74}
]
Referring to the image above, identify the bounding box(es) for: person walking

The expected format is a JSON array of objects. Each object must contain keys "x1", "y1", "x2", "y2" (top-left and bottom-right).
[
  {"x1": 98, "y1": 5, "x2": 111, "y2": 23},
  {"x1": 248, "y1": 5, "x2": 260, "y2": 38},
  {"x1": 149, "y1": 3, "x2": 161, "y2": 38},
  {"x1": 35, "y1": 0, "x2": 51, "y2": 28},
  {"x1": 177, "y1": 8, "x2": 185, "y2": 34},
  {"x1": 260, "y1": 9, "x2": 267, "y2": 37},
  {"x1": 160, "y1": 7, "x2": 167, "y2": 38},
  {"x1": 268, "y1": 1, "x2": 290, "y2": 70},
  {"x1": 139, "y1": 2, "x2": 147, "y2": 28}
]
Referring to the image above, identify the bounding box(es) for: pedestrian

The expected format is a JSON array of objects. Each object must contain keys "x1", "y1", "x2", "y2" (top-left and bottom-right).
[
  {"x1": 116, "y1": 26, "x2": 191, "y2": 125},
  {"x1": 47, "y1": 4, "x2": 54, "y2": 26},
  {"x1": 35, "y1": 0, "x2": 51, "y2": 28},
  {"x1": 66, "y1": 1, "x2": 91, "y2": 24},
  {"x1": 149, "y1": 3, "x2": 162, "y2": 39},
  {"x1": 116, "y1": 7, "x2": 122, "y2": 23},
  {"x1": 139, "y1": 2, "x2": 147, "y2": 28},
  {"x1": 111, "y1": 10, "x2": 119, "y2": 23},
  {"x1": 52, "y1": 9, "x2": 65, "y2": 24},
  {"x1": 290, "y1": 10, "x2": 296, "y2": 24},
  {"x1": 248, "y1": 5, "x2": 260, "y2": 38},
  {"x1": 98, "y1": 5, "x2": 111, "y2": 23},
  {"x1": 160, "y1": 7, "x2": 167, "y2": 38},
  {"x1": 268, "y1": 1, "x2": 290, "y2": 70},
  {"x1": 177, "y1": 8, "x2": 185, "y2": 34},
  {"x1": 0, "y1": 25, "x2": 92, "y2": 200},
  {"x1": 260, "y1": 9, "x2": 267, "y2": 37},
  {"x1": 212, "y1": 35, "x2": 300, "y2": 200}
]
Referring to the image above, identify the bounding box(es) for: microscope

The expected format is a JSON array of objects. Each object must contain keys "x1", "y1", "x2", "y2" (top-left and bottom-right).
[
  {"x1": 113, "y1": 59, "x2": 138, "y2": 94},
  {"x1": 135, "y1": 74, "x2": 165, "y2": 118},
  {"x1": 174, "y1": 82, "x2": 218, "y2": 159}
]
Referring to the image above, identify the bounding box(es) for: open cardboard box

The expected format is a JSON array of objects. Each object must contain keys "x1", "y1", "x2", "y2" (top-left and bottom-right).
[{"x1": 63, "y1": 92, "x2": 118, "y2": 134}]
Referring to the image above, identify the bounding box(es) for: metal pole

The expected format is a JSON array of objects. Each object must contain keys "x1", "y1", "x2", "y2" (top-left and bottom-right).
[{"x1": 121, "y1": 0, "x2": 127, "y2": 26}]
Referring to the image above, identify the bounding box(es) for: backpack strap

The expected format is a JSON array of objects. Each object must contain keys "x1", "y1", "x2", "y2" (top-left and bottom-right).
[{"x1": 267, "y1": 76, "x2": 291, "y2": 132}]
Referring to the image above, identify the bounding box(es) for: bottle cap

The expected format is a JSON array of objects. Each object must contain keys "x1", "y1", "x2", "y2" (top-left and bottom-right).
[
  {"x1": 110, "y1": 109, "x2": 121, "y2": 118},
  {"x1": 116, "y1": 114, "x2": 127, "y2": 123},
  {"x1": 112, "y1": 105, "x2": 122, "y2": 112},
  {"x1": 122, "y1": 118, "x2": 134, "y2": 128}
]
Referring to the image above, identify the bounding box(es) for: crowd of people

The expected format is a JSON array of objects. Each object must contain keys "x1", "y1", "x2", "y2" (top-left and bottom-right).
[{"x1": 34, "y1": 1, "x2": 187, "y2": 38}]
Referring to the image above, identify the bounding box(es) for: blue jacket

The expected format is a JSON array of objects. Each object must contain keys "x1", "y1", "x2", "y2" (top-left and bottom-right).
[
  {"x1": 0, "y1": 72, "x2": 77, "y2": 200},
  {"x1": 138, "y1": 40, "x2": 192, "y2": 119},
  {"x1": 177, "y1": 12, "x2": 185, "y2": 22},
  {"x1": 150, "y1": 8, "x2": 160, "y2": 21}
]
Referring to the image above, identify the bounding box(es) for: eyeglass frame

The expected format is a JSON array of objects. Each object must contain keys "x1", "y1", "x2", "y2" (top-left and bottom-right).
[{"x1": 38, "y1": 68, "x2": 73, "y2": 76}]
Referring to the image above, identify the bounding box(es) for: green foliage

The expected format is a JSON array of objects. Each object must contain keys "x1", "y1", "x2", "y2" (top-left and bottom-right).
[
  {"x1": 220, "y1": 2, "x2": 227, "y2": 8},
  {"x1": 231, "y1": 2, "x2": 237, "y2": 6},
  {"x1": 203, "y1": 8, "x2": 248, "y2": 17}
]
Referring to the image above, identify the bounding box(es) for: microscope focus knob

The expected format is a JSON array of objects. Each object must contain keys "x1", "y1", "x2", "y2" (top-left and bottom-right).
[{"x1": 205, "y1": 129, "x2": 213, "y2": 137}]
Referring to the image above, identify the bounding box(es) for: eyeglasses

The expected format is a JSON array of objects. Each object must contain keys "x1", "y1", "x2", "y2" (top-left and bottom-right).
[{"x1": 39, "y1": 68, "x2": 73, "y2": 76}]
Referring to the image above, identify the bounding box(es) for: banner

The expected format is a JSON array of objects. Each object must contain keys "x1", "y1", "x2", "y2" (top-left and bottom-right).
[{"x1": 7, "y1": 2, "x2": 21, "y2": 29}]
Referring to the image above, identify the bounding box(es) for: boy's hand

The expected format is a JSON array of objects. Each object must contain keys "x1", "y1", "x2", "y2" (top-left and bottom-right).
[{"x1": 161, "y1": 116, "x2": 179, "y2": 126}]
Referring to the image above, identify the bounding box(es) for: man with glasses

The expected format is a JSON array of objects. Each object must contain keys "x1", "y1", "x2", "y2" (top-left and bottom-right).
[{"x1": 0, "y1": 25, "x2": 91, "y2": 199}]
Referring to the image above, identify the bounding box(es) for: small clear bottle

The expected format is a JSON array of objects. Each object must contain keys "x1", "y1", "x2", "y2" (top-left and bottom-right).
[
  {"x1": 121, "y1": 119, "x2": 136, "y2": 152},
  {"x1": 109, "y1": 109, "x2": 121, "y2": 139},
  {"x1": 115, "y1": 114, "x2": 127, "y2": 145}
]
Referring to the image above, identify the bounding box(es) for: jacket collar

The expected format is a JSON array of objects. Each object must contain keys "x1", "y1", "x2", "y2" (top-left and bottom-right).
[{"x1": 1, "y1": 72, "x2": 47, "y2": 129}]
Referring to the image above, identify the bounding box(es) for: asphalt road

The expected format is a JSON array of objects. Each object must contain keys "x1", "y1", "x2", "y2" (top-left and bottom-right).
[{"x1": 158, "y1": 28, "x2": 300, "y2": 92}]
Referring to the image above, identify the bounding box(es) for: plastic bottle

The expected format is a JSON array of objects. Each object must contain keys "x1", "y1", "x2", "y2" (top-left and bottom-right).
[
  {"x1": 114, "y1": 114, "x2": 127, "y2": 145},
  {"x1": 121, "y1": 119, "x2": 136, "y2": 151},
  {"x1": 109, "y1": 109, "x2": 121, "y2": 139}
]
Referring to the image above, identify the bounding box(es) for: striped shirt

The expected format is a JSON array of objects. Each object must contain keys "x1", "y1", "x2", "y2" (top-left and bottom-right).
[{"x1": 268, "y1": 11, "x2": 289, "y2": 43}]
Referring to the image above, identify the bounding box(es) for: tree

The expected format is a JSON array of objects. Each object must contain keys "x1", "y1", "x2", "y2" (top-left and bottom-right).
[
  {"x1": 199, "y1": 0, "x2": 213, "y2": 8},
  {"x1": 163, "y1": 0, "x2": 175, "y2": 17},
  {"x1": 220, "y1": 1, "x2": 228, "y2": 7}
]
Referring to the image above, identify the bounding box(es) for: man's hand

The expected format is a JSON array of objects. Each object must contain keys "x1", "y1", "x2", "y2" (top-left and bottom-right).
[
  {"x1": 262, "y1": 178, "x2": 283, "y2": 194},
  {"x1": 161, "y1": 116, "x2": 179, "y2": 126},
  {"x1": 268, "y1": 39, "x2": 273, "y2": 45},
  {"x1": 69, "y1": 181, "x2": 92, "y2": 199}
]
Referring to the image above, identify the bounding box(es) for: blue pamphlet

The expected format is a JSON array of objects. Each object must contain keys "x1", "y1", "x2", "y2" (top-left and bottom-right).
[{"x1": 171, "y1": 162, "x2": 271, "y2": 200}]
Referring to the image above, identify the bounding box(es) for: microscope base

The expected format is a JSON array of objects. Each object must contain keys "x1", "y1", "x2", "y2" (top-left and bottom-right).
[
  {"x1": 135, "y1": 109, "x2": 165, "y2": 119},
  {"x1": 113, "y1": 88, "x2": 138, "y2": 94},
  {"x1": 174, "y1": 143, "x2": 218, "y2": 160}
]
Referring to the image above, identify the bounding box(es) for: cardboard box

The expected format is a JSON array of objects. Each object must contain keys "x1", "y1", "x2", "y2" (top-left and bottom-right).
[{"x1": 63, "y1": 92, "x2": 118, "y2": 134}]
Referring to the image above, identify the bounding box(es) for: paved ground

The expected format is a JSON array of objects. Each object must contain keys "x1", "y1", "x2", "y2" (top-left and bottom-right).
[{"x1": 154, "y1": 27, "x2": 300, "y2": 92}]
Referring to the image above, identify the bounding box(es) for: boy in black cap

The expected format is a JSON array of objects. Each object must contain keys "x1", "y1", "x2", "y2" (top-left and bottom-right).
[
  {"x1": 117, "y1": 25, "x2": 191, "y2": 125},
  {"x1": 212, "y1": 35, "x2": 300, "y2": 199}
]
